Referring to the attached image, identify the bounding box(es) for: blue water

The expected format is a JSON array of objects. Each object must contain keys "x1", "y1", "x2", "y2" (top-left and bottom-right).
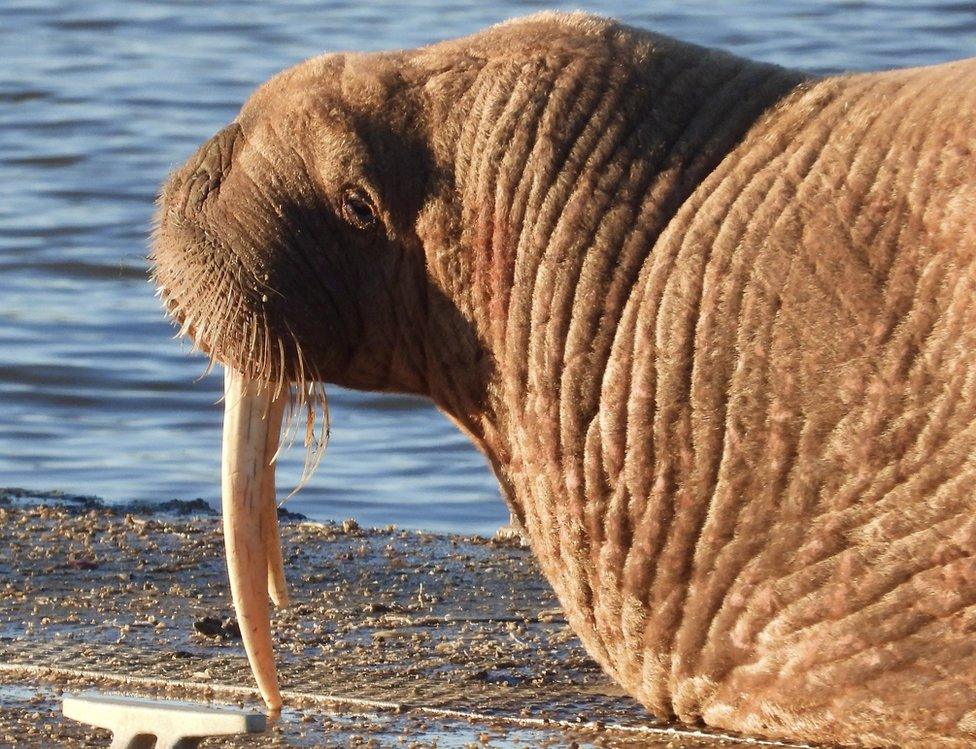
[{"x1": 0, "y1": 1, "x2": 973, "y2": 533}]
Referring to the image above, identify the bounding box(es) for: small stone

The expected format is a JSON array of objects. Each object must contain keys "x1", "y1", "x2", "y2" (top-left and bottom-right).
[
  {"x1": 221, "y1": 617, "x2": 241, "y2": 639},
  {"x1": 67, "y1": 555, "x2": 98, "y2": 570},
  {"x1": 192, "y1": 616, "x2": 223, "y2": 638}
]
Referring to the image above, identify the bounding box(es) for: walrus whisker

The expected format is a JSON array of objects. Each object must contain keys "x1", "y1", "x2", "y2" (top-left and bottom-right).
[
  {"x1": 197, "y1": 356, "x2": 217, "y2": 382},
  {"x1": 262, "y1": 318, "x2": 274, "y2": 383},
  {"x1": 291, "y1": 382, "x2": 328, "y2": 498},
  {"x1": 274, "y1": 338, "x2": 287, "y2": 402}
]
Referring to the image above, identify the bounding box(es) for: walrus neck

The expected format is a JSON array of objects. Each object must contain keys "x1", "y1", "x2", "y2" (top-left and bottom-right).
[{"x1": 420, "y1": 31, "x2": 807, "y2": 517}]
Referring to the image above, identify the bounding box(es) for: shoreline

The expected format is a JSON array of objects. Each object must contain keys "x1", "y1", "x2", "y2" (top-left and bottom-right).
[{"x1": 0, "y1": 492, "x2": 758, "y2": 747}]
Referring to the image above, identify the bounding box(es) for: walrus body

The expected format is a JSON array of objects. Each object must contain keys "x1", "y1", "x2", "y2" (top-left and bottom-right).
[{"x1": 152, "y1": 13, "x2": 976, "y2": 747}]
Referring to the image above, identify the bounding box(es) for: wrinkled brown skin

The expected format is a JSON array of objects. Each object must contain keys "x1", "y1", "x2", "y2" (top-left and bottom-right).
[{"x1": 151, "y1": 12, "x2": 976, "y2": 747}]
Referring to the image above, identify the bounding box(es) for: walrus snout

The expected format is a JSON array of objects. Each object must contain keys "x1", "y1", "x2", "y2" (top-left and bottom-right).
[{"x1": 152, "y1": 112, "x2": 326, "y2": 382}]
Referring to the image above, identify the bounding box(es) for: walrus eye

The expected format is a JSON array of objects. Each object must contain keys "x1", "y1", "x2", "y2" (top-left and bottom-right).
[{"x1": 340, "y1": 187, "x2": 378, "y2": 230}]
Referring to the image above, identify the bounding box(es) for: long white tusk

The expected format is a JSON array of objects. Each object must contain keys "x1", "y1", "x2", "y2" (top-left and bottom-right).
[{"x1": 221, "y1": 368, "x2": 286, "y2": 711}]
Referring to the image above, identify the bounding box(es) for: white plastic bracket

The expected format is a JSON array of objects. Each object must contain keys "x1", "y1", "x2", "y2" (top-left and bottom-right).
[{"x1": 62, "y1": 691, "x2": 267, "y2": 748}]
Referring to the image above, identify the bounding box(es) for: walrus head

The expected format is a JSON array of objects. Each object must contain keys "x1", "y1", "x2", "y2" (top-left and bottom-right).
[{"x1": 152, "y1": 52, "x2": 449, "y2": 396}]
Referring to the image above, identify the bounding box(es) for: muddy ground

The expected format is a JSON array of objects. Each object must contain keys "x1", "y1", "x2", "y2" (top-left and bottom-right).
[{"x1": 0, "y1": 490, "x2": 789, "y2": 748}]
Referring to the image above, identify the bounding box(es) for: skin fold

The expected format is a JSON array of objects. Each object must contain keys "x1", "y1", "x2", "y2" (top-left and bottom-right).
[{"x1": 151, "y1": 12, "x2": 976, "y2": 747}]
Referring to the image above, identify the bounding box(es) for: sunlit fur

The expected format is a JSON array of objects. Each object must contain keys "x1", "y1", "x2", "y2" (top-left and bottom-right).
[{"x1": 152, "y1": 12, "x2": 976, "y2": 747}]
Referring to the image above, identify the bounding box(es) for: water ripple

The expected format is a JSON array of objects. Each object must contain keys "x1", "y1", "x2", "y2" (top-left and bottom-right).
[{"x1": 0, "y1": 0, "x2": 972, "y2": 533}]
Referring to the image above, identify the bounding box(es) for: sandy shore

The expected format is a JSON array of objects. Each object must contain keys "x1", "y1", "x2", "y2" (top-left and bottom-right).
[{"x1": 0, "y1": 490, "x2": 772, "y2": 748}]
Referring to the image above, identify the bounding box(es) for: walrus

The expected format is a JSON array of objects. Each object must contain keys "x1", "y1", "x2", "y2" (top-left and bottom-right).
[{"x1": 151, "y1": 12, "x2": 976, "y2": 747}]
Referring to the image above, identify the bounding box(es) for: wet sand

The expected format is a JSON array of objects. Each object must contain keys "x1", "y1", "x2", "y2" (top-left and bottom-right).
[{"x1": 0, "y1": 491, "x2": 786, "y2": 747}]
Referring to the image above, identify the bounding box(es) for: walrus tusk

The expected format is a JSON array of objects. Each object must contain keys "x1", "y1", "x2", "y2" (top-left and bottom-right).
[
  {"x1": 264, "y1": 471, "x2": 289, "y2": 609},
  {"x1": 260, "y1": 384, "x2": 288, "y2": 609},
  {"x1": 221, "y1": 368, "x2": 286, "y2": 711}
]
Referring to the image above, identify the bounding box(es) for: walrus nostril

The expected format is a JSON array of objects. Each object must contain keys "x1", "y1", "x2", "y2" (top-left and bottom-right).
[{"x1": 184, "y1": 121, "x2": 242, "y2": 211}]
